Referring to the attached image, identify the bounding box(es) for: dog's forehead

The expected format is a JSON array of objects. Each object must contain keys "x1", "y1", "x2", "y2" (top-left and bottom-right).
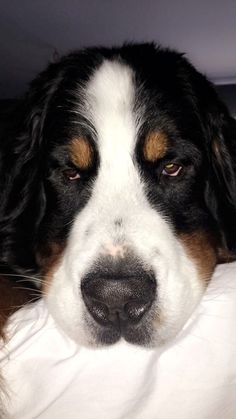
[
  {"x1": 82, "y1": 59, "x2": 138, "y2": 155},
  {"x1": 72, "y1": 58, "x2": 172, "y2": 166},
  {"x1": 48, "y1": 51, "x2": 201, "y2": 166}
]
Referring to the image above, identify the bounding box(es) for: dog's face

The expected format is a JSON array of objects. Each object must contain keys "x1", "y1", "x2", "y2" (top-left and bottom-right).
[{"x1": 1, "y1": 44, "x2": 236, "y2": 347}]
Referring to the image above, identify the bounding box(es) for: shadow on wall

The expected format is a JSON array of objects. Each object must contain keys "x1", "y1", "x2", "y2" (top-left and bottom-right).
[{"x1": 215, "y1": 84, "x2": 236, "y2": 117}]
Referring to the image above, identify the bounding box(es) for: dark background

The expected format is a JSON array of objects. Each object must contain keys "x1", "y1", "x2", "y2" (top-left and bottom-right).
[{"x1": 0, "y1": 0, "x2": 235, "y2": 114}]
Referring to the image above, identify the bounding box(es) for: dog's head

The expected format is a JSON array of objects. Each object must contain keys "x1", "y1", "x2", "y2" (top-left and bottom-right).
[{"x1": 1, "y1": 43, "x2": 236, "y2": 347}]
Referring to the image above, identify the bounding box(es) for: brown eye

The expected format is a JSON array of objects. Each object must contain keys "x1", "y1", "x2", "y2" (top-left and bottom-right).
[
  {"x1": 63, "y1": 169, "x2": 80, "y2": 181},
  {"x1": 162, "y1": 163, "x2": 182, "y2": 177}
]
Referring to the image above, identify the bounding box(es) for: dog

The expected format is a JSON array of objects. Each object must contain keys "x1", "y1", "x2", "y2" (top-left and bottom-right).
[{"x1": 0, "y1": 42, "x2": 236, "y2": 355}]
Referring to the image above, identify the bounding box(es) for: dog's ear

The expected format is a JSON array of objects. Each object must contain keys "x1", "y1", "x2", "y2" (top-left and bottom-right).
[
  {"x1": 0, "y1": 64, "x2": 63, "y2": 273},
  {"x1": 177, "y1": 56, "x2": 236, "y2": 262},
  {"x1": 200, "y1": 82, "x2": 236, "y2": 261}
]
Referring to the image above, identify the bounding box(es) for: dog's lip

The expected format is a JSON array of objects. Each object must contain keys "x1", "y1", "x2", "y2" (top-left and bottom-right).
[
  {"x1": 97, "y1": 324, "x2": 121, "y2": 345},
  {"x1": 94, "y1": 316, "x2": 152, "y2": 346}
]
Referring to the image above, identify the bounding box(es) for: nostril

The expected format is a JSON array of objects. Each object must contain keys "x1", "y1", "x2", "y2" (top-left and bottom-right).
[
  {"x1": 124, "y1": 300, "x2": 151, "y2": 322},
  {"x1": 87, "y1": 299, "x2": 110, "y2": 325}
]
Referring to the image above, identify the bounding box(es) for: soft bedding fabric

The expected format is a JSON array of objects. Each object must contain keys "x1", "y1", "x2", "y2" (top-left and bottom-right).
[{"x1": 1, "y1": 262, "x2": 236, "y2": 419}]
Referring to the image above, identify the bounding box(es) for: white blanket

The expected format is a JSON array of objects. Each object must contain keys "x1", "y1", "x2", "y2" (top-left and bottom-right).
[{"x1": 1, "y1": 262, "x2": 236, "y2": 419}]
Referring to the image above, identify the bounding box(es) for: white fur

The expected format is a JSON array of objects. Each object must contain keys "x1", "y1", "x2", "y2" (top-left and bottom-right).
[{"x1": 46, "y1": 59, "x2": 204, "y2": 346}]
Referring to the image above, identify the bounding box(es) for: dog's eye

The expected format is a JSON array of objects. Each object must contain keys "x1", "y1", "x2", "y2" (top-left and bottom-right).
[
  {"x1": 63, "y1": 169, "x2": 80, "y2": 181},
  {"x1": 162, "y1": 163, "x2": 182, "y2": 177}
]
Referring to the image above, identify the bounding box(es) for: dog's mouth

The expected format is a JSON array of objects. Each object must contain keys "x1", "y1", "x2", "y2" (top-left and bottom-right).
[{"x1": 88, "y1": 310, "x2": 155, "y2": 346}]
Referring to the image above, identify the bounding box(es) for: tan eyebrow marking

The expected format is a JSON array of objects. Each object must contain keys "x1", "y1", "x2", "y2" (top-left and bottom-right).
[
  {"x1": 143, "y1": 131, "x2": 168, "y2": 162},
  {"x1": 69, "y1": 138, "x2": 94, "y2": 170}
]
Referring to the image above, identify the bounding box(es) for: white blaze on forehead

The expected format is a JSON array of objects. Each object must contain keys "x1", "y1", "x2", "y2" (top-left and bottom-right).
[{"x1": 85, "y1": 60, "x2": 137, "y2": 172}]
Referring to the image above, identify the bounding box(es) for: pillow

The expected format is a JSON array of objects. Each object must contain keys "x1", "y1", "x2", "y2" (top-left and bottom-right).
[{"x1": 1, "y1": 262, "x2": 236, "y2": 419}]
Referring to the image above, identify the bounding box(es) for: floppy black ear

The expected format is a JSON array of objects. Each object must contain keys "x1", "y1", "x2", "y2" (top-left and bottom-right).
[
  {"x1": 177, "y1": 55, "x2": 236, "y2": 261},
  {"x1": 201, "y1": 85, "x2": 236, "y2": 260},
  {"x1": 0, "y1": 64, "x2": 63, "y2": 273}
]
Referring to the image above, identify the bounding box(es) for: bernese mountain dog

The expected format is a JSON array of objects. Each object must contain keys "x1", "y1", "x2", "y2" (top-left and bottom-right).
[{"x1": 0, "y1": 43, "x2": 236, "y2": 357}]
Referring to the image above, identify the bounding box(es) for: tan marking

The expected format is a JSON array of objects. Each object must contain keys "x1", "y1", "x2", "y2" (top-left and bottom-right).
[
  {"x1": 212, "y1": 137, "x2": 227, "y2": 164},
  {"x1": 0, "y1": 276, "x2": 36, "y2": 340},
  {"x1": 143, "y1": 131, "x2": 168, "y2": 162},
  {"x1": 212, "y1": 139, "x2": 221, "y2": 159},
  {"x1": 217, "y1": 247, "x2": 236, "y2": 264},
  {"x1": 180, "y1": 231, "x2": 217, "y2": 282},
  {"x1": 69, "y1": 138, "x2": 93, "y2": 170},
  {"x1": 37, "y1": 242, "x2": 65, "y2": 294}
]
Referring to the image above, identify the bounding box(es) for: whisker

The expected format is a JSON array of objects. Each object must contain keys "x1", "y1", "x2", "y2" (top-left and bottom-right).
[
  {"x1": 0, "y1": 273, "x2": 40, "y2": 282},
  {"x1": 0, "y1": 273, "x2": 48, "y2": 286},
  {"x1": 10, "y1": 286, "x2": 39, "y2": 293}
]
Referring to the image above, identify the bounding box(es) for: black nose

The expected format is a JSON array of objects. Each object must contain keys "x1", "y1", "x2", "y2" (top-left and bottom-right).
[{"x1": 81, "y1": 273, "x2": 156, "y2": 327}]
